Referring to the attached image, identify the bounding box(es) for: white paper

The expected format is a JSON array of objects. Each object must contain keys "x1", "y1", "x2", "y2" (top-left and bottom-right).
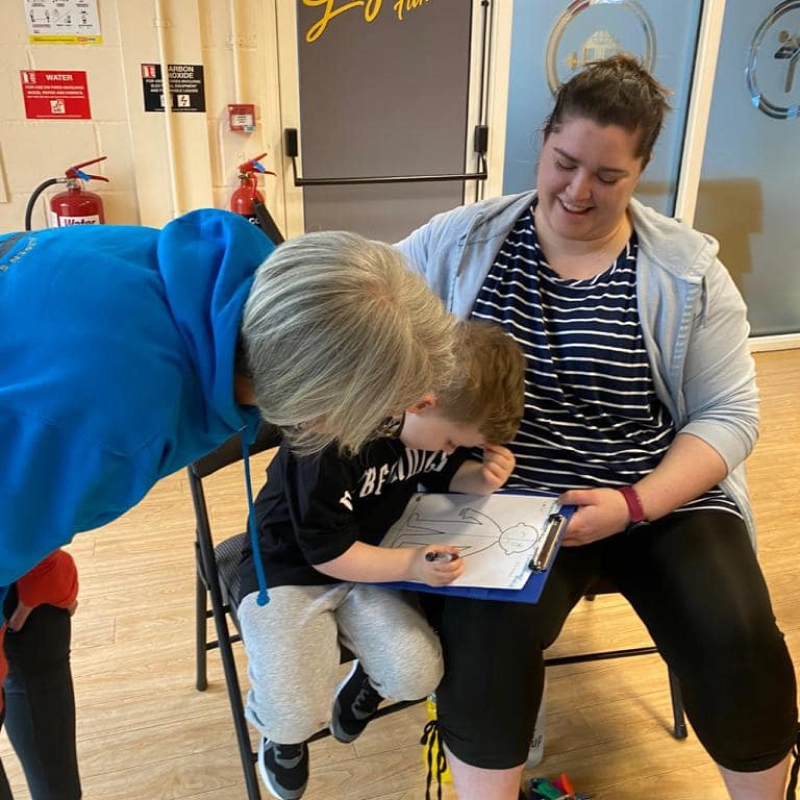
[{"x1": 380, "y1": 492, "x2": 563, "y2": 590}]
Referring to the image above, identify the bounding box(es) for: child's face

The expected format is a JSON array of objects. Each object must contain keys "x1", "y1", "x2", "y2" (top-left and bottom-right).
[{"x1": 400, "y1": 407, "x2": 485, "y2": 454}]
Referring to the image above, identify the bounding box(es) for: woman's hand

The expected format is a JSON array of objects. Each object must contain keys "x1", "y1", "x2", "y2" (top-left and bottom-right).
[
  {"x1": 558, "y1": 487, "x2": 630, "y2": 546},
  {"x1": 409, "y1": 546, "x2": 464, "y2": 586},
  {"x1": 559, "y1": 434, "x2": 732, "y2": 547}
]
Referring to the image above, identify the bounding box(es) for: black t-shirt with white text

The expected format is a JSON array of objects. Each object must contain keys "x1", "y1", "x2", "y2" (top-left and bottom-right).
[{"x1": 238, "y1": 438, "x2": 472, "y2": 597}]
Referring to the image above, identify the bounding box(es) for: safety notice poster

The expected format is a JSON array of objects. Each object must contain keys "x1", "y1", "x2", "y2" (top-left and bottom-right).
[
  {"x1": 20, "y1": 70, "x2": 92, "y2": 119},
  {"x1": 24, "y1": 0, "x2": 102, "y2": 44},
  {"x1": 141, "y1": 64, "x2": 207, "y2": 113}
]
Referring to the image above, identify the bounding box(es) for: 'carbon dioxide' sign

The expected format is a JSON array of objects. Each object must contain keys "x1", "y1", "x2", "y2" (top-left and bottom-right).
[{"x1": 141, "y1": 64, "x2": 206, "y2": 113}]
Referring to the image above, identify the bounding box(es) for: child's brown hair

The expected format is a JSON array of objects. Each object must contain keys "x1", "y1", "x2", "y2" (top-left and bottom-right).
[{"x1": 435, "y1": 320, "x2": 526, "y2": 443}]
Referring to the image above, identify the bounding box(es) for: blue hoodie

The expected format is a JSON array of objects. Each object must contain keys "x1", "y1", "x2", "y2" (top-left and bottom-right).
[{"x1": 0, "y1": 209, "x2": 274, "y2": 594}]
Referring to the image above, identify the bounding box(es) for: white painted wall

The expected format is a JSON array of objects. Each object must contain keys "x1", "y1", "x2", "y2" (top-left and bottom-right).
[{"x1": 0, "y1": 0, "x2": 285, "y2": 232}]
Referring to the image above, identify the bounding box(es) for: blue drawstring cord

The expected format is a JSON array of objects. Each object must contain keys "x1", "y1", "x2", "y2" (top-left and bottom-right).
[{"x1": 241, "y1": 435, "x2": 269, "y2": 606}]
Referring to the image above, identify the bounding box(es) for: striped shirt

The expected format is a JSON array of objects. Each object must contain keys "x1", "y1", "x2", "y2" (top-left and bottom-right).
[{"x1": 471, "y1": 206, "x2": 738, "y2": 517}]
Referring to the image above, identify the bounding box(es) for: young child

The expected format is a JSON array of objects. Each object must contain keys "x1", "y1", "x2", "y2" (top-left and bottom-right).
[{"x1": 237, "y1": 320, "x2": 525, "y2": 800}]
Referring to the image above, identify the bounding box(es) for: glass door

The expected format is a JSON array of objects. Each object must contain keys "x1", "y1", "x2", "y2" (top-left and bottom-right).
[
  {"x1": 693, "y1": 0, "x2": 800, "y2": 336},
  {"x1": 502, "y1": 0, "x2": 704, "y2": 216}
]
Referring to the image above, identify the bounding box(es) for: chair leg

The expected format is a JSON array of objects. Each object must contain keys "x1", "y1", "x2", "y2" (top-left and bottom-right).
[
  {"x1": 207, "y1": 580, "x2": 262, "y2": 799},
  {"x1": 668, "y1": 667, "x2": 688, "y2": 739},
  {"x1": 219, "y1": 635, "x2": 262, "y2": 800},
  {"x1": 195, "y1": 571, "x2": 208, "y2": 692}
]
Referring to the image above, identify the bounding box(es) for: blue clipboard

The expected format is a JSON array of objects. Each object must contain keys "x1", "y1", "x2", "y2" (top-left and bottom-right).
[{"x1": 379, "y1": 492, "x2": 575, "y2": 604}]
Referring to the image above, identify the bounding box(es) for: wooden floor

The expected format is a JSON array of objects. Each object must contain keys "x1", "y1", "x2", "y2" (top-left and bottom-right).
[{"x1": 2, "y1": 349, "x2": 799, "y2": 800}]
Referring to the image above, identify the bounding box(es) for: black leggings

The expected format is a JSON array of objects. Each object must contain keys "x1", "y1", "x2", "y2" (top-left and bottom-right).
[
  {"x1": 425, "y1": 511, "x2": 798, "y2": 771},
  {"x1": 1, "y1": 588, "x2": 81, "y2": 800}
]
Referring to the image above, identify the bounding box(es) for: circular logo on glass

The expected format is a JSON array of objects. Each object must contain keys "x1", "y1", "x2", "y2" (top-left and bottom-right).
[
  {"x1": 546, "y1": 0, "x2": 656, "y2": 94},
  {"x1": 746, "y1": 0, "x2": 800, "y2": 120}
]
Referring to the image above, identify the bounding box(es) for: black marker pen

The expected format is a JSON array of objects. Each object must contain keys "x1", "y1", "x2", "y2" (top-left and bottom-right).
[{"x1": 425, "y1": 551, "x2": 459, "y2": 563}]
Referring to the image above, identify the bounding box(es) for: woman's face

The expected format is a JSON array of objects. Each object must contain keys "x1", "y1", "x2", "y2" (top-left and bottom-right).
[{"x1": 536, "y1": 115, "x2": 647, "y2": 244}]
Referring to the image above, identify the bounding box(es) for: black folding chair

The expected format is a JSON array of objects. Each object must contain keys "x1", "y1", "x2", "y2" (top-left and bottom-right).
[
  {"x1": 190, "y1": 424, "x2": 423, "y2": 800},
  {"x1": 191, "y1": 423, "x2": 281, "y2": 800}
]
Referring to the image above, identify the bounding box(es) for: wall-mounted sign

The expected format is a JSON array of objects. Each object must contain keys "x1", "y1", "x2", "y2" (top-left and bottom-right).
[
  {"x1": 24, "y1": 0, "x2": 102, "y2": 44},
  {"x1": 20, "y1": 70, "x2": 92, "y2": 119},
  {"x1": 545, "y1": 0, "x2": 656, "y2": 94},
  {"x1": 141, "y1": 64, "x2": 206, "y2": 113},
  {"x1": 746, "y1": 0, "x2": 800, "y2": 120}
]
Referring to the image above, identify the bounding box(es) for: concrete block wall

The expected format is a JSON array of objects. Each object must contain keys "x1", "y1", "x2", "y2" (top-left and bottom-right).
[{"x1": 0, "y1": 0, "x2": 285, "y2": 233}]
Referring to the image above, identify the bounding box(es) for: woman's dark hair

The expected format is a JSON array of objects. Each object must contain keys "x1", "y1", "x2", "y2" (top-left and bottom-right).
[{"x1": 543, "y1": 54, "x2": 672, "y2": 163}]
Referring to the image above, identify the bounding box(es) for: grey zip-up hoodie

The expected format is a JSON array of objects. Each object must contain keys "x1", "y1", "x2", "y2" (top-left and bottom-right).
[{"x1": 397, "y1": 191, "x2": 759, "y2": 542}]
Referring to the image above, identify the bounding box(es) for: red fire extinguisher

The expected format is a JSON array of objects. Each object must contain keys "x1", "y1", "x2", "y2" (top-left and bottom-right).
[
  {"x1": 50, "y1": 156, "x2": 109, "y2": 227},
  {"x1": 230, "y1": 153, "x2": 275, "y2": 225},
  {"x1": 24, "y1": 156, "x2": 109, "y2": 231}
]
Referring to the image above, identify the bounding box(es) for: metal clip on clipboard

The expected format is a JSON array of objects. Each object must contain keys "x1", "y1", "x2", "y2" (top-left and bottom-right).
[{"x1": 529, "y1": 513, "x2": 567, "y2": 572}]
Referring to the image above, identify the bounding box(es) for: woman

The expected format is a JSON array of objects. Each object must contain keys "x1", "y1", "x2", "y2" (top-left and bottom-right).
[
  {"x1": 0, "y1": 218, "x2": 457, "y2": 795},
  {"x1": 398, "y1": 55, "x2": 798, "y2": 800},
  {"x1": 0, "y1": 220, "x2": 457, "y2": 589}
]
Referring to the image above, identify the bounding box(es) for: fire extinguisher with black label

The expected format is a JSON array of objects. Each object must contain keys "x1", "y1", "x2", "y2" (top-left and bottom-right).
[
  {"x1": 230, "y1": 153, "x2": 275, "y2": 225},
  {"x1": 24, "y1": 156, "x2": 109, "y2": 231}
]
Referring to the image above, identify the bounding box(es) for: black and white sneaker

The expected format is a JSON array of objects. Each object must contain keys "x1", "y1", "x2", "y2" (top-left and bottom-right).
[
  {"x1": 257, "y1": 738, "x2": 309, "y2": 800},
  {"x1": 330, "y1": 661, "x2": 383, "y2": 743}
]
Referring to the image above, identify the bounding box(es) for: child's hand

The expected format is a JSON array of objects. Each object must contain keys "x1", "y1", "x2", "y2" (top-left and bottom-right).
[
  {"x1": 480, "y1": 443, "x2": 515, "y2": 491},
  {"x1": 409, "y1": 546, "x2": 464, "y2": 586}
]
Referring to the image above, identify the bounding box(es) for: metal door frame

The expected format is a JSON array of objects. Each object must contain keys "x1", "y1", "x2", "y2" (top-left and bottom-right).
[{"x1": 271, "y1": 0, "x2": 513, "y2": 238}]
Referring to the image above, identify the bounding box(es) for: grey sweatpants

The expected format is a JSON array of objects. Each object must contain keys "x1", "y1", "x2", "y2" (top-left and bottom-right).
[{"x1": 238, "y1": 583, "x2": 443, "y2": 744}]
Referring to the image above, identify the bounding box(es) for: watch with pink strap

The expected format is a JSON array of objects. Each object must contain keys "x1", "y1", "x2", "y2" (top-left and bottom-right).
[{"x1": 617, "y1": 485, "x2": 647, "y2": 525}]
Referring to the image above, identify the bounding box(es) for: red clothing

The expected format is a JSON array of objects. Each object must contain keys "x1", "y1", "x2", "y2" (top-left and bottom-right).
[{"x1": 0, "y1": 550, "x2": 78, "y2": 711}]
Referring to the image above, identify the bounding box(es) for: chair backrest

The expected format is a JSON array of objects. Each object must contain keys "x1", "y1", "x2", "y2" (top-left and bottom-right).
[
  {"x1": 190, "y1": 422, "x2": 283, "y2": 480},
  {"x1": 189, "y1": 422, "x2": 283, "y2": 607},
  {"x1": 252, "y1": 199, "x2": 286, "y2": 247}
]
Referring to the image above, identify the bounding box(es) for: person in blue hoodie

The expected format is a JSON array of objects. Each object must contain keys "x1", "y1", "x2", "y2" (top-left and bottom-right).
[{"x1": 0, "y1": 209, "x2": 457, "y2": 798}]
